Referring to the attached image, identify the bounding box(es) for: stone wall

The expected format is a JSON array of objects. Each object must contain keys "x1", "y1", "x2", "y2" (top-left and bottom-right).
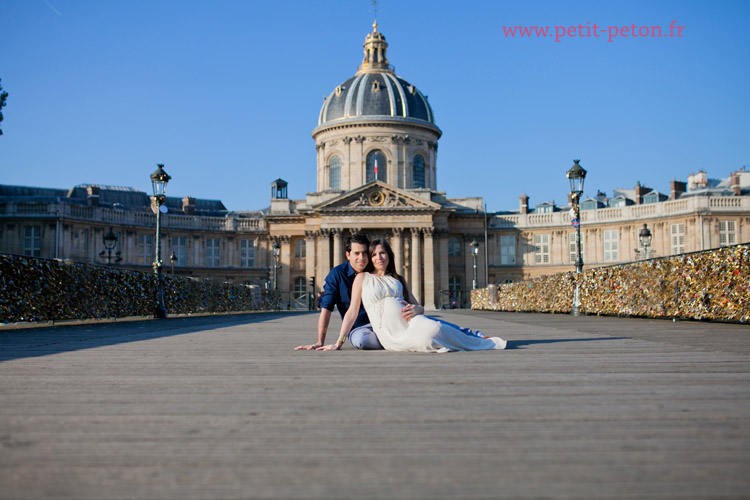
[
  {"x1": 1, "y1": 254, "x2": 263, "y2": 324},
  {"x1": 472, "y1": 244, "x2": 749, "y2": 323}
]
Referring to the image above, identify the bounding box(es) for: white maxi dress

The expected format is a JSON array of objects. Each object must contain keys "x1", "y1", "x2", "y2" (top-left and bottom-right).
[{"x1": 361, "y1": 273, "x2": 507, "y2": 352}]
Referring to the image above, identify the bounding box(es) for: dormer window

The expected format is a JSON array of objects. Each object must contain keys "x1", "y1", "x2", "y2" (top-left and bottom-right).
[
  {"x1": 372, "y1": 80, "x2": 380, "y2": 93},
  {"x1": 335, "y1": 86, "x2": 343, "y2": 97}
]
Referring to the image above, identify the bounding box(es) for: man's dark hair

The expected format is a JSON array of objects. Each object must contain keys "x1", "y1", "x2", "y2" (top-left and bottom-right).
[{"x1": 345, "y1": 233, "x2": 370, "y2": 253}]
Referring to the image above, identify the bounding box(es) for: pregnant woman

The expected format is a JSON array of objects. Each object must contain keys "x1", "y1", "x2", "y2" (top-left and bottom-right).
[{"x1": 319, "y1": 238, "x2": 507, "y2": 352}]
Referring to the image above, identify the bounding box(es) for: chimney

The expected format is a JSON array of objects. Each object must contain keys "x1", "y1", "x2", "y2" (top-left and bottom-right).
[
  {"x1": 182, "y1": 196, "x2": 196, "y2": 215},
  {"x1": 519, "y1": 194, "x2": 529, "y2": 215},
  {"x1": 670, "y1": 180, "x2": 686, "y2": 200},
  {"x1": 634, "y1": 181, "x2": 646, "y2": 205},
  {"x1": 86, "y1": 185, "x2": 100, "y2": 206},
  {"x1": 730, "y1": 174, "x2": 741, "y2": 196}
]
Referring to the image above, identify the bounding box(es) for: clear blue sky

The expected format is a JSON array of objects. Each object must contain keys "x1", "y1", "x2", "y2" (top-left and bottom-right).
[{"x1": 2, "y1": 0, "x2": 748, "y2": 212}]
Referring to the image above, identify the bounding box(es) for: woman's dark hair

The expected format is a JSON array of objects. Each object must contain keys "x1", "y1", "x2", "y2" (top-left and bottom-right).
[{"x1": 366, "y1": 238, "x2": 411, "y2": 298}]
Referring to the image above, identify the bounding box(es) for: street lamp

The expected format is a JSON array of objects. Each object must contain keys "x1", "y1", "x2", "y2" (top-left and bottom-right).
[
  {"x1": 566, "y1": 159, "x2": 587, "y2": 316},
  {"x1": 636, "y1": 223, "x2": 652, "y2": 260},
  {"x1": 272, "y1": 240, "x2": 281, "y2": 290},
  {"x1": 469, "y1": 239, "x2": 479, "y2": 290},
  {"x1": 150, "y1": 163, "x2": 171, "y2": 319},
  {"x1": 99, "y1": 227, "x2": 121, "y2": 265},
  {"x1": 169, "y1": 250, "x2": 178, "y2": 276}
]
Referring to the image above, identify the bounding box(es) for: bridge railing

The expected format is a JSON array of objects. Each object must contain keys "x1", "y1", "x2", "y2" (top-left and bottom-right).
[{"x1": 471, "y1": 244, "x2": 750, "y2": 323}]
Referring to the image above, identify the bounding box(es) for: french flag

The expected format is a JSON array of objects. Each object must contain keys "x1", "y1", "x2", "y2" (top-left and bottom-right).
[{"x1": 374, "y1": 154, "x2": 379, "y2": 178}]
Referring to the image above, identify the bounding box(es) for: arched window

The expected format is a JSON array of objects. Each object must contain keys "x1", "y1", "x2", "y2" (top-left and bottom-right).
[
  {"x1": 366, "y1": 150, "x2": 387, "y2": 183},
  {"x1": 329, "y1": 156, "x2": 341, "y2": 190},
  {"x1": 448, "y1": 237, "x2": 461, "y2": 256},
  {"x1": 295, "y1": 239, "x2": 306, "y2": 259},
  {"x1": 413, "y1": 154, "x2": 425, "y2": 188}
]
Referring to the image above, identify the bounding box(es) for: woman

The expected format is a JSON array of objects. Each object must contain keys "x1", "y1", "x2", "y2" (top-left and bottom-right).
[{"x1": 320, "y1": 238, "x2": 507, "y2": 352}]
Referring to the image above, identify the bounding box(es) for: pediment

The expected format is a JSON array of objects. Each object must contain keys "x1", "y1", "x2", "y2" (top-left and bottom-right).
[{"x1": 314, "y1": 181, "x2": 441, "y2": 212}]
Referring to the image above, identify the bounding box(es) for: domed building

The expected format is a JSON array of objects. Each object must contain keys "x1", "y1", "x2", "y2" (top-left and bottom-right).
[
  {"x1": 313, "y1": 22, "x2": 441, "y2": 192},
  {"x1": 264, "y1": 22, "x2": 490, "y2": 310}
]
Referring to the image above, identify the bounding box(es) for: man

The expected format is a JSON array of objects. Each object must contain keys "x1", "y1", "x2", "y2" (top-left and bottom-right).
[{"x1": 295, "y1": 233, "x2": 386, "y2": 350}]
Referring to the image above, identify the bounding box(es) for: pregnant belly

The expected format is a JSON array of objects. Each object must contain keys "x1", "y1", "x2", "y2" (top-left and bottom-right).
[{"x1": 381, "y1": 296, "x2": 409, "y2": 333}]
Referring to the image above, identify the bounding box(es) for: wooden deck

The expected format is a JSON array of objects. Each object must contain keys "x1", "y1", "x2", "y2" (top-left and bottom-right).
[{"x1": 1, "y1": 311, "x2": 748, "y2": 499}]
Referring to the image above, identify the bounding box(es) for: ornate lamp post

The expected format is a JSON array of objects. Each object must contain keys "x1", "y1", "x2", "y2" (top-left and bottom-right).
[
  {"x1": 637, "y1": 223, "x2": 652, "y2": 260},
  {"x1": 100, "y1": 227, "x2": 121, "y2": 265},
  {"x1": 272, "y1": 241, "x2": 281, "y2": 290},
  {"x1": 150, "y1": 163, "x2": 171, "y2": 319},
  {"x1": 566, "y1": 159, "x2": 587, "y2": 316},
  {"x1": 469, "y1": 239, "x2": 479, "y2": 290}
]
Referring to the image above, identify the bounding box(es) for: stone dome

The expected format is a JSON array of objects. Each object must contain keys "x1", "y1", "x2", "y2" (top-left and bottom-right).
[{"x1": 315, "y1": 22, "x2": 439, "y2": 134}]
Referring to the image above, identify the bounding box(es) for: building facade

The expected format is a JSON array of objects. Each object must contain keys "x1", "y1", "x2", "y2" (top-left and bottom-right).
[{"x1": 2, "y1": 24, "x2": 749, "y2": 309}]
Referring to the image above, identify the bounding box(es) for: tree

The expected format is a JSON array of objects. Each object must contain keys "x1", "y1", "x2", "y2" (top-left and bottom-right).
[{"x1": 0, "y1": 79, "x2": 7, "y2": 136}]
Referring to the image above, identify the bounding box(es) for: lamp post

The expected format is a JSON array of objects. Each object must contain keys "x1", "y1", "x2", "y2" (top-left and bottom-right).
[
  {"x1": 169, "y1": 250, "x2": 178, "y2": 276},
  {"x1": 272, "y1": 241, "x2": 281, "y2": 291},
  {"x1": 100, "y1": 227, "x2": 120, "y2": 265},
  {"x1": 636, "y1": 223, "x2": 652, "y2": 260},
  {"x1": 469, "y1": 239, "x2": 479, "y2": 290},
  {"x1": 566, "y1": 159, "x2": 587, "y2": 316},
  {"x1": 150, "y1": 163, "x2": 171, "y2": 319}
]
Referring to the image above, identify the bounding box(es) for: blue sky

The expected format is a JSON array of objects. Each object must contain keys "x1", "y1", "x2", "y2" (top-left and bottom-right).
[{"x1": 2, "y1": 0, "x2": 748, "y2": 212}]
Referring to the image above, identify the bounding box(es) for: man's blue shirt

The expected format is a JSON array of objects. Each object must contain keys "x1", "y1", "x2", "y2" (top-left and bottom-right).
[{"x1": 318, "y1": 262, "x2": 370, "y2": 329}]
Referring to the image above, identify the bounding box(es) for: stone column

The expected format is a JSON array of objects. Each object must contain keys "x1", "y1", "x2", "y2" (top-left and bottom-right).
[
  {"x1": 438, "y1": 230, "x2": 449, "y2": 307},
  {"x1": 392, "y1": 227, "x2": 404, "y2": 275},
  {"x1": 318, "y1": 229, "x2": 331, "y2": 280},
  {"x1": 279, "y1": 235, "x2": 291, "y2": 294},
  {"x1": 331, "y1": 228, "x2": 343, "y2": 266},
  {"x1": 410, "y1": 227, "x2": 422, "y2": 303},
  {"x1": 422, "y1": 228, "x2": 436, "y2": 310},
  {"x1": 305, "y1": 231, "x2": 317, "y2": 294}
]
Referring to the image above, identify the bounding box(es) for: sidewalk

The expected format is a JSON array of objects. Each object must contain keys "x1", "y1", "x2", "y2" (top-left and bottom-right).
[{"x1": 1, "y1": 310, "x2": 748, "y2": 499}]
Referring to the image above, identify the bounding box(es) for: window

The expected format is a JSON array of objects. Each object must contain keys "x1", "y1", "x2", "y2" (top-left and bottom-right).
[
  {"x1": 500, "y1": 235, "x2": 516, "y2": 265},
  {"x1": 413, "y1": 154, "x2": 425, "y2": 188},
  {"x1": 448, "y1": 276, "x2": 462, "y2": 306},
  {"x1": 23, "y1": 226, "x2": 41, "y2": 257},
  {"x1": 137, "y1": 234, "x2": 153, "y2": 265},
  {"x1": 366, "y1": 150, "x2": 387, "y2": 183},
  {"x1": 240, "y1": 239, "x2": 255, "y2": 268},
  {"x1": 329, "y1": 156, "x2": 341, "y2": 190},
  {"x1": 610, "y1": 198, "x2": 626, "y2": 208},
  {"x1": 604, "y1": 230, "x2": 619, "y2": 261},
  {"x1": 448, "y1": 237, "x2": 461, "y2": 257},
  {"x1": 293, "y1": 277, "x2": 306, "y2": 299},
  {"x1": 569, "y1": 232, "x2": 584, "y2": 264},
  {"x1": 536, "y1": 204, "x2": 554, "y2": 214},
  {"x1": 293, "y1": 277, "x2": 307, "y2": 309},
  {"x1": 72, "y1": 229, "x2": 89, "y2": 258},
  {"x1": 295, "y1": 239, "x2": 306, "y2": 259},
  {"x1": 719, "y1": 220, "x2": 737, "y2": 247},
  {"x1": 643, "y1": 192, "x2": 659, "y2": 204},
  {"x1": 173, "y1": 236, "x2": 187, "y2": 266},
  {"x1": 206, "y1": 238, "x2": 221, "y2": 267},
  {"x1": 534, "y1": 234, "x2": 550, "y2": 264},
  {"x1": 670, "y1": 223, "x2": 685, "y2": 255}
]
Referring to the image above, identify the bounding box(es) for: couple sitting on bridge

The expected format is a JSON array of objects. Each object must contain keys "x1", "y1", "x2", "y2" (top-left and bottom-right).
[{"x1": 295, "y1": 233, "x2": 507, "y2": 353}]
